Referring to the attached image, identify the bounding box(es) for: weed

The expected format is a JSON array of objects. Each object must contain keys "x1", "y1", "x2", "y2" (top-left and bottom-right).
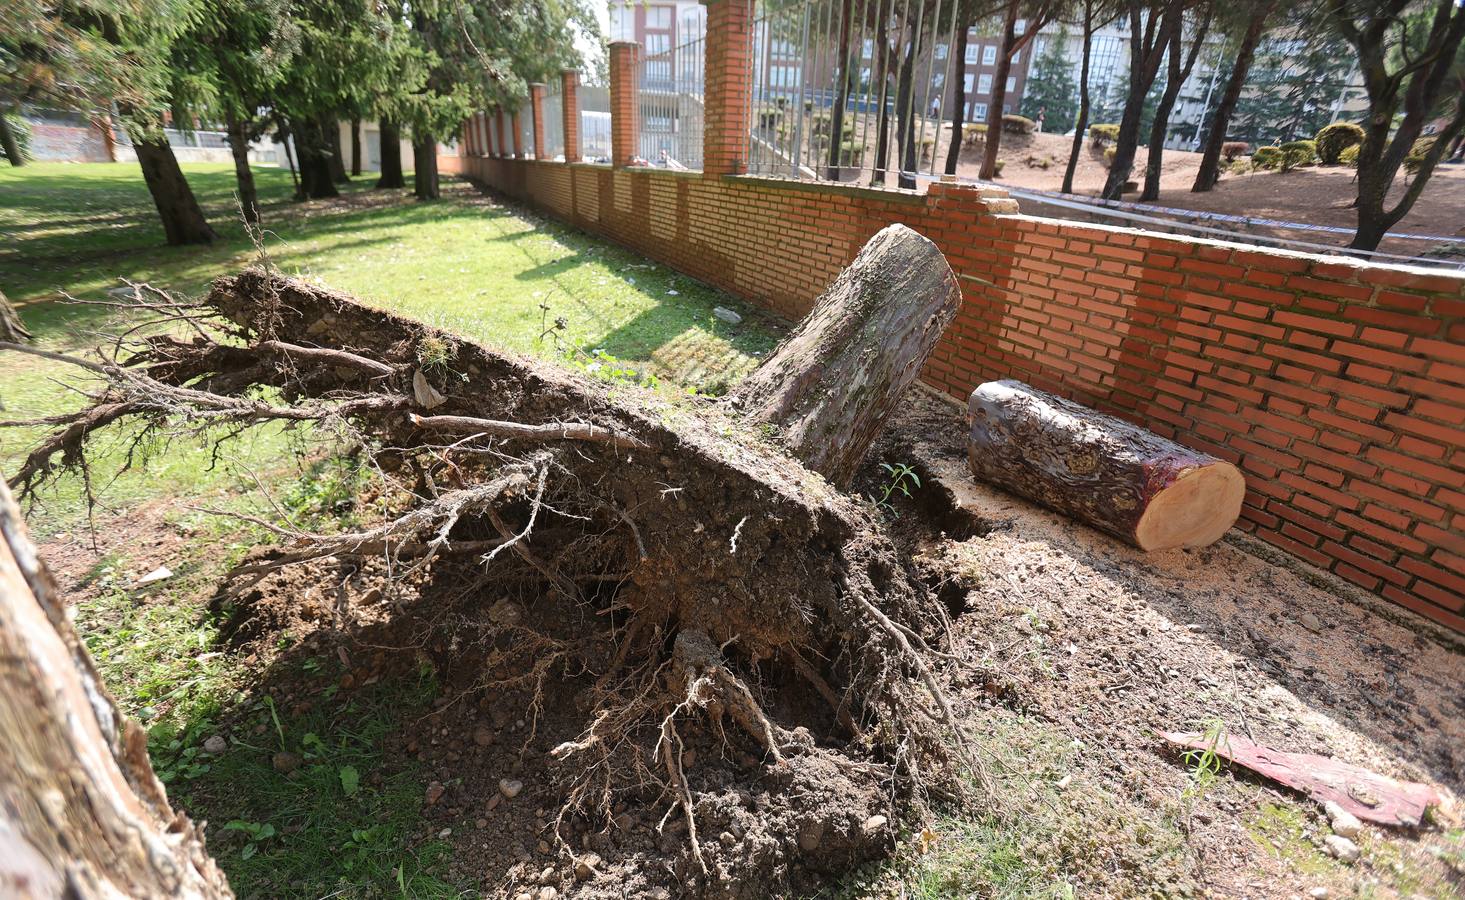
[{"x1": 871, "y1": 461, "x2": 921, "y2": 518}]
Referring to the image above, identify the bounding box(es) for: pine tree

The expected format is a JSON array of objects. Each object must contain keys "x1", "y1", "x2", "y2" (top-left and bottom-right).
[{"x1": 1021, "y1": 30, "x2": 1078, "y2": 133}]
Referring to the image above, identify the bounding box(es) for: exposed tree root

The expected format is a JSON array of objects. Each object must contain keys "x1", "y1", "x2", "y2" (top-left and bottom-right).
[{"x1": 4, "y1": 268, "x2": 983, "y2": 896}]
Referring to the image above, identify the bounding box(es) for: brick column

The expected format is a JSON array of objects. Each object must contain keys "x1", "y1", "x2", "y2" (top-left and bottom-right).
[
  {"x1": 496, "y1": 108, "x2": 509, "y2": 158},
  {"x1": 561, "y1": 69, "x2": 581, "y2": 162},
  {"x1": 608, "y1": 41, "x2": 641, "y2": 169},
  {"x1": 511, "y1": 107, "x2": 525, "y2": 158},
  {"x1": 529, "y1": 84, "x2": 547, "y2": 159},
  {"x1": 701, "y1": 0, "x2": 753, "y2": 177}
]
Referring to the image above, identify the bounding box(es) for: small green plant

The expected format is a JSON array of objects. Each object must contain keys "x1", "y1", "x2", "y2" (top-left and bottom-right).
[
  {"x1": 872, "y1": 461, "x2": 920, "y2": 517},
  {"x1": 1315, "y1": 122, "x2": 1364, "y2": 164},
  {"x1": 415, "y1": 334, "x2": 457, "y2": 372},
  {"x1": 224, "y1": 819, "x2": 277, "y2": 860},
  {"x1": 1180, "y1": 719, "x2": 1227, "y2": 813}
]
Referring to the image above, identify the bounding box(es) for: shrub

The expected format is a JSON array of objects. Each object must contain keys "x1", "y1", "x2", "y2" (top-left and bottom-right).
[
  {"x1": 1278, "y1": 139, "x2": 1316, "y2": 172},
  {"x1": 993, "y1": 160, "x2": 1004, "y2": 177},
  {"x1": 1089, "y1": 123, "x2": 1119, "y2": 147},
  {"x1": 1338, "y1": 144, "x2": 1360, "y2": 167},
  {"x1": 1002, "y1": 113, "x2": 1036, "y2": 135},
  {"x1": 962, "y1": 122, "x2": 987, "y2": 146},
  {"x1": 1221, "y1": 141, "x2": 1249, "y2": 162},
  {"x1": 1404, "y1": 136, "x2": 1437, "y2": 175},
  {"x1": 1314, "y1": 122, "x2": 1364, "y2": 164},
  {"x1": 1103, "y1": 146, "x2": 1116, "y2": 168},
  {"x1": 1251, "y1": 146, "x2": 1282, "y2": 169}
]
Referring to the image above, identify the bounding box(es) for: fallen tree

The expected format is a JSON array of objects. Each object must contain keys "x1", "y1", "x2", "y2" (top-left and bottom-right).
[
  {"x1": 968, "y1": 380, "x2": 1244, "y2": 551},
  {"x1": 4, "y1": 226, "x2": 979, "y2": 896}
]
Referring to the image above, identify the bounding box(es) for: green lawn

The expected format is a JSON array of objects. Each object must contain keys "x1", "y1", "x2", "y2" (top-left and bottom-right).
[{"x1": 1, "y1": 160, "x2": 780, "y2": 899}]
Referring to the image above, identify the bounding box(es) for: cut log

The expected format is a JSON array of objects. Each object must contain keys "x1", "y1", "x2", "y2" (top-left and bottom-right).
[
  {"x1": 0, "y1": 479, "x2": 232, "y2": 897},
  {"x1": 967, "y1": 380, "x2": 1244, "y2": 551},
  {"x1": 732, "y1": 224, "x2": 960, "y2": 488}
]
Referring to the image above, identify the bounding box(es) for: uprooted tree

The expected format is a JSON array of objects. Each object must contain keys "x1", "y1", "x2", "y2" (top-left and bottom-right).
[{"x1": 1, "y1": 225, "x2": 984, "y2": 894}]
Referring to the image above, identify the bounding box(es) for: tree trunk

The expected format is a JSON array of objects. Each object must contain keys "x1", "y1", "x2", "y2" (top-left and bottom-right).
[
  {"x1": 827, "y1": 0, "x2": 854, "y2": 180},
  {"x1": 1141, "y1": 12, "x2": 1209, "y2": 202},
  {"x1": 1062, "y1": 1, "x2": 1095, "y2": 194},
  {"x1": 0, "y1": 479, "x2": 233, "y2": 897},
  {"x1": 325, "y1": 116, "x2": 349, "y2": 183},
  {"x1": 1193, "y1": 6, "x2": 1270, "y2": 193},
  {"x1": 732, "y1": 224, "x2": 960, "y2": 488},
  {"x1": 350, "y1": 116, "x2": 362, "y2": 176},
  {"x1": 1, "y1": 290, "x2": 31, "y2": 343},
  {"x1": 412, "y1": 137, "x2": 439, "y2": 200},
  {"x1": 376, "y1": 121, "x2": 405, "y2": 189},
  {"x1": 872, "y1": 16, "x2": 893, "y2": 186},
  {"x1": 224, "y1": 110, "x2": 259, "y2": 226},
  {"x1": 979, "y1": 2, "x2": 1020, "y2": 181},
  {"x1": 944, "y1": 21, "x2": 970, "y2": 176},
  {"x1": 896, "y1": 37, "x2": 918, "y2": 190},
  {"x1": 0, "y1": 110, "x2": 22, "y2": 166},
  {"x1": 294, "y1": 118, "x2": 339, "y2": 200},
  {"x1": 132, "y1": 138, "x2": 218, "y2": 245},
  {"x1": 967, "y1": 380, "x2": 1244, "y2": 551},
  {"x1": 1102, "y1": 5, "x2": 1179, "y2": 200}
]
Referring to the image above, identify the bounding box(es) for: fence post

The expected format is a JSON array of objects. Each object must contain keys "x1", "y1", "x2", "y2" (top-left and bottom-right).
[
  {"x1": 511, "y1": 106, "x2": 525, "y2": 158},
  {"x1": 609, "y1": 41, "x2": 641, "y2": 169},
  {"x1": 529, "y1": 84, "x2": 547, "y2": 159},
  {"x1": 561, "y1": 70, "x2": 581, "y2": 162},
  {"x1": 701, "y1": 0, "x2": 753, "y2": 178}
]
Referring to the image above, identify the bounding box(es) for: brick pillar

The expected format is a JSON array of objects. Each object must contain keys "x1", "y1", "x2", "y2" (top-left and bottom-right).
[
  {"x1": 529, "y1": 84, "x2": 547, "y2": 160},
  {"x1": 608, "y1": 41, "x2": 641, "y2": 169},
  {"x1": 561, "y1": 69, "x2": 581, "y2": 163},
  {"x1": 496, "y1": 108, "x2": 509, "y2": 158},
  {"x1": 511, "y1": 107, "x2": 524, "y2": 158},
  {"x1": 701, "y1": 0, "x2": 752, "y2": 177}
]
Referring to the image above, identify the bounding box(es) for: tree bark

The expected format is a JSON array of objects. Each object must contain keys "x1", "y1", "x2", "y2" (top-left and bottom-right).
[
  {"x1": 132, "y1": 138, "x2": 218, "y2": 245},
  {"x1": 324, "y1": 116, "x2": 350, "y2": 184},
  {"x1": 1141, "y1": 10, "x2": 1210, "y2": 201},
  {"x1": 979, "y1": 3, "x2": 1021, "y2": 181},
  {"x1": 376, "y1": 120, "x2": 405, "y2": 189},
  {"x1": 732, "y1": 224, "x2": 960, "y2": 488},
  {"x1": 0, "y1": 479, "x2": 233, "y2": 897},
  {"x1": 224, "y1": 110, "x2": 259, "y2": 226},
  {"x1": 293, "y1": 118, "x2": 339, "y2": 200},
  {"x1": 1, "y1": 290, "x2": 31, "y2": 343},
  {"x1": 412, "y1": 137, "x2": 439, "y2": 200},
  {"x1": 1, "y1": 110, "x2": 25, "y2": 165},
  {"x1": 1062, "y1": 1, "x2": 1096, "y2": 194},
  {"x1": 896, "y1": 36, "x2": 919, "y2": 190},
  {"x1": 350, "y1": 116, "x2": 362, "y2": 176},
  {"x1": 1192, "y1": 5, "x2": 1271, "y2": 193},
  {"x1": 1102, "y1": 2, "x2": 1180, "y2": 200},
  {"x1": 944, "y1": 20, "x2": 970, "y2": 176},
  {"x1": 967, "y1": 380, "x2": 1244, "y2": 551},
  {"x1": 872, "y1": 14, "x2": 893, "y2": 185}
]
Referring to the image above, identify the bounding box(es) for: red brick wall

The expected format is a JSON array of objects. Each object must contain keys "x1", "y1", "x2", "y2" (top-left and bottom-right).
[{"x1": 456, "y1": 155, "x2": 1465, "y2": 633}]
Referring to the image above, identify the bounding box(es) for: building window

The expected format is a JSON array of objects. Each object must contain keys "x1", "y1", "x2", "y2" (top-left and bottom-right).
[
  {"x1": 1012, "y1": 50, "x2": 1021, "y2": 64},
  {"x1": 935, "y1": 43, "x2": 947, "y2": 60},
  {"x1": 933, "y1": 71, "x2": 945, "y2": 88},
  {"x1": 609, "y1": 4, "x2": 633, "y2": 41},
  {"x1": 863, "y1": 38, "x2": 873, "y2": 58},
  {"x1": 1034, "y1": 37, "x2": 1046, "y2": 56},
  {"x1": 977, "y1": 73, "x2": 992, "y2": 93},
  {"x1": 982, "y1": 45, "x2": 996, "y2": 65},
  {"x1": 1015, "y1": 18, "x2": 1026, "y2": 34},
  {"x1": 646, "y1": 6, "x2": 673, "y2": 29},
  {"x1": 964, "y1": 73, "x2": 975, "y2": 92},
  {"x1": 1003, "y1": 103, "x2": 1011, "y2": 114},
  {"x1": 965, "y1": 43, "x2": 978, "y2": 64},
  {"x1": 1006, "y1": 76, "x2": 1016, "y2": 92},
  {"x1": 973, "y1": 102, "x2": 988, "y2": 119},
  {"x1": 646, "y1": 33, "x2": 670, "y2": 56}
]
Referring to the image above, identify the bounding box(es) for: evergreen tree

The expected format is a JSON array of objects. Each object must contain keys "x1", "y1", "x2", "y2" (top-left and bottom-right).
[
  {"x1": 1231, "y1": 21, "x2": 1352, "y2": 147},
  {"x1": 1021, "y1": 29, "x2": 1078, "y2": 133}
]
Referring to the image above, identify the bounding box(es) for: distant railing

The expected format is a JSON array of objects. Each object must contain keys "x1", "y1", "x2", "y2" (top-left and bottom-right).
[
  {"x1": 746, "y1": 0, "x2": 965, "y2": 187},
  {"x1": 633, "y1": 34, "x2": 705, "y2": 171},
  {"x1": 519, "y1": 98, "x2": 534, "y2": 158}
]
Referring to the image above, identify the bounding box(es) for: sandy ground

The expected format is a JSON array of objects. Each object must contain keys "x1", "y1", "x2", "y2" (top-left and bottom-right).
[
  {"x1": 882, "y1": 388, "x2": 1464, "y2": 898},
  {"x1": 919, "y1": 129, "x2": 1465, "y2": 258}
]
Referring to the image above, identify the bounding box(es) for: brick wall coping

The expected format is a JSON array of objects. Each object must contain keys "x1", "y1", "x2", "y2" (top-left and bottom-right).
[{"x1": 724, "y1": 173, "x2": 930, "y2": 205}]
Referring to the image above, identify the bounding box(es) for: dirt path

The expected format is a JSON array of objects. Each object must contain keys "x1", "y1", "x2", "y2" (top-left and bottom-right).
[{"x1": 882, "y1": 389, "x2": 1463, "y2": 898}]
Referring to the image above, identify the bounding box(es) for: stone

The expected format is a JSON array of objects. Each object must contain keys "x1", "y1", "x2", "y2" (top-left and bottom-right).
[
  {"x1": 574, "y1": 852, "x2": 601, "y2": 881},
  {"x1": 536, "y1": 840, "x2": 550, "y2": 855},
  {"x1": 425, "y1": 781, "x2": 446, "y2": 805},
  {"x1": 718, "y1": 831, "x2": 736, "y2": 848},
  {"x1": 712, "y1": 306, "x2": 742, "y2": 325},
  {"x1": 1323, "y1": 801, "x2": 1362, "y2": 839},
  {"x1": 472, "y1": 725, "x2": 494, "y2": 747},
  {"x1": 862, "y1": 815, "x2": 888, "y2": 836},
  {"x1": 203, "y1": 735, "x2": 228, "y2": 754},
  {"x1": 535, "y1": 889, "x2": 557, "y2": 900},
  {"x1": 271, "y1": 751, "x2": 302, "y2": 774},
  {"x1": 499, "y1": 777, "x2": 524, "y2": 799},
  {"x1": 797, "y1": 820, "x2": 823, "y2": 852},
  {"x1": 1323, "y1": 834, "x2": 1359, "y2": 863},
  {"x1": 1308, "y1": 888, "x2": 1329, "y2": 899}
]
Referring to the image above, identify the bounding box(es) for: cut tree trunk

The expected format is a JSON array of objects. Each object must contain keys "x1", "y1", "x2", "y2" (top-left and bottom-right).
[
  {"x1": 0, "y1": 478, "x2": 232, "y2": 897},
  {"x1": 967, "y1": 380, "x2": 1244, "y2": 551},
  {"x1": 133, "y1": 138, "x2": 218, "y2": 245},
  {"x1": 733, "y1": 224, "x2": 960, "y2": 488},
  {"x1": 1, "y1": 290, "x2": 30, "y2": 343}
]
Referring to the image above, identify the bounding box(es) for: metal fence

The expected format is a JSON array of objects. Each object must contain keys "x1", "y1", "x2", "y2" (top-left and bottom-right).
[
  {"x1": 746, "y1": 0, "x2": 966, "y2": 187},
  {"x1": 519, "y1": 98, "x2": 534, "y2": 157},
  {"x1": 542, "y1": 81, "x2": 565, "y2": 161},
  {"x1": 633, "y1": 35, "x2": 705, "y2": 170},
  {"x1": 579, "y1": 85, "x2": 613, "y2": 163}
]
